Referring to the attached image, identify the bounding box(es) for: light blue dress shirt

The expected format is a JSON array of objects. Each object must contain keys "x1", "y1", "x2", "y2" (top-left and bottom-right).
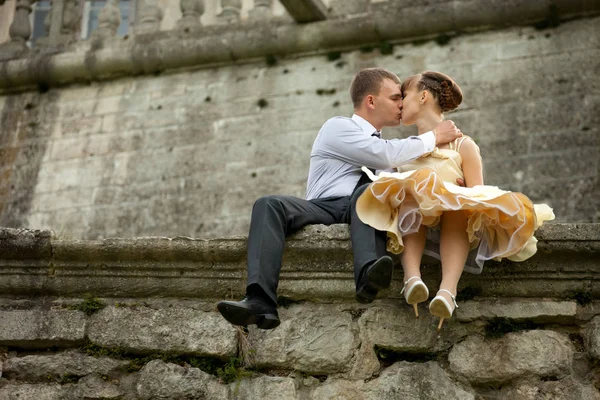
[{"x1": 306, "y1": 114, "x2": 435, "y2": 200}]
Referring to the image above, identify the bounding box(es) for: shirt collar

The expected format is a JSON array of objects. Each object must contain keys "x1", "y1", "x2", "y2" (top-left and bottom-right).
[{"x1": 352, "y1": 114, "x2": 381, "y2": 136}]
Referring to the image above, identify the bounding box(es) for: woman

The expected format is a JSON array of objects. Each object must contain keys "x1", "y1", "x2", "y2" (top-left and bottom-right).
[{"x1": 356, "y1": 71, "x2": 554, "y2": 330}]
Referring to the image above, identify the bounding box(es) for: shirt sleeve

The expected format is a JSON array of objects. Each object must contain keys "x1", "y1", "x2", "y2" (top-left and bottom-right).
[
  {"x1": 315, "y1": 118, "x2": 431, "y2": 170},
  {"x1": 420, "y1": 131, "x2": 436, "y2": 153}
]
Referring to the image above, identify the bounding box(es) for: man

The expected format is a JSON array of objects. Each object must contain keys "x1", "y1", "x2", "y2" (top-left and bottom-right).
[{"x1": 217, "y1": 68, "x2": 462, "y2": 329}]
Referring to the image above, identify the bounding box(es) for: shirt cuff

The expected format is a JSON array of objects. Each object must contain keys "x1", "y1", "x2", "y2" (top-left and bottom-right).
[{"x1": 420, "y1": 131, "x2": 436, "y2": 153}]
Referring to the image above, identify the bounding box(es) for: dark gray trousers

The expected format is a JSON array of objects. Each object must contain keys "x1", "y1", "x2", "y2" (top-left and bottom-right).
[{"x1": 246, "y1": 183, "x2": 387, "y2": 305}]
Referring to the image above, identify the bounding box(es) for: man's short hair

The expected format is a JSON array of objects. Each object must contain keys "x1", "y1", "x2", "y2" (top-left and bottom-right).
[{"x1": 350, "y1": 68, "x2": 401, "y2": 108}]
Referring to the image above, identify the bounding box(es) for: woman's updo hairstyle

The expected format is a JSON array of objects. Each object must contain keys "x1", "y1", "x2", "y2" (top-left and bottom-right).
[{"x1": 401, "y1": 71, "x2": 463, "y2": 112}]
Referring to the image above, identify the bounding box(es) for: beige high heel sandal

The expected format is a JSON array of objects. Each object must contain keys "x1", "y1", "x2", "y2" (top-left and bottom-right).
[
  {"x1": 400, "y1": 276, "x2": 429, "y2": 318},
  {"x1": 429, "y1": 289, "x2": 458, "y2": 331}
]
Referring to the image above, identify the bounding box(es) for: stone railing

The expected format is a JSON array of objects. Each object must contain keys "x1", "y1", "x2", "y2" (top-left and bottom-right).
[
  {"x1": 0, "y1": 0, "x2": 323, "y2": 55},
  {"x1": 1, "y1": 0, "x2": 599, "y2": 93},
  {"x1": 0, "y1": 223, "x2": 599, "y2": 399}
]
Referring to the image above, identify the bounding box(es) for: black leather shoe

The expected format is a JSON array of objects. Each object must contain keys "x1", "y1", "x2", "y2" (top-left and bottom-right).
[
  {"x1": 217, "y1": 296, "x2": 280, "y2": 329},
  {"x1": 355, "y1": 255, "x2": 394, "y2": 304}
]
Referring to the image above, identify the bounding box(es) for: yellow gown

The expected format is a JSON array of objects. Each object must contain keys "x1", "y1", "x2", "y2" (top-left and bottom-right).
[{"x1": 356, "y1": 136, "x2": 555, "y2": 273}]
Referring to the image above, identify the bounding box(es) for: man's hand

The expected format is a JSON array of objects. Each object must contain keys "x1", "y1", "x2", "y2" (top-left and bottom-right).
[
  {"x1": 433, "y1": 120, "x2": 462, "y2": 146},
  {"x1": 456, "y1": 178, "x2": 466, "y2": 187}
]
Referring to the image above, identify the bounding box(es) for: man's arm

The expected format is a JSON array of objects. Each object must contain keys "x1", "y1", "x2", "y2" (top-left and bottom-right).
[
  {"x1": 433, "y1": 120, "x2": 463, "y2": 146},
  {"x1": 316, "y1": 118, "x2": 435, "y2": 170}
]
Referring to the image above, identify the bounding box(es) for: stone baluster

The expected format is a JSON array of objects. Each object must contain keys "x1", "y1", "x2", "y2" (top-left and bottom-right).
[
  {"x1": 135, "y1": 0, "x2": 164, "y2": 34},
  {"x1": 178, "y1": 0, "x2": 204, "y2": 30},
  {"x1": 219, "y1": 0, "x2": 241, "y2": 24},
  {"x1": 61, "y1": 0, "x2": 81, "y2": 37},
  {"x1": 8, "y1": 0, "x2": 36, "y2": 44},
  {"x1": 38, "y1": 0, "x2": 80, "y2": 46},
  {"x1": 249, "y1": 0, "x2": 272, "y2": 22},
  {"x1": 0, "y1": 0, "x2": 36, "y2": 59},
  {"x1": 93, "y1": 0, "x2": 121, "y2": 39}
]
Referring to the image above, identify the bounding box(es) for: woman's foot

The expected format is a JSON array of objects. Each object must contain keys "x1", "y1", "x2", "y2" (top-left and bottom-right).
[
  {"x1": 401, "y1": 276, "x2": 429, "y2": 318},
  {"x1": 429, "y1": 289, "x2": 458, "y2": 331}
]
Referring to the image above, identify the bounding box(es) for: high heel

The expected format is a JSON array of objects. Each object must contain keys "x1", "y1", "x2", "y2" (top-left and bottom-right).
[
  {"x1": 429, "y1": 289, "x2": 458, "y2": 331},
  {"x1": 400, "y1": 277, "x2": 429, "y2": 318}
]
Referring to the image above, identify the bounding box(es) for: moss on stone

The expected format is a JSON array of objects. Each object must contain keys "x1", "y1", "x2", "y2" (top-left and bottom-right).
[
  {"x1": 215, "y1": 356, "x2": 252, "y2": 384},
  {"x1": 70, "y1": 295, "x2": 106, "y2": 316}
]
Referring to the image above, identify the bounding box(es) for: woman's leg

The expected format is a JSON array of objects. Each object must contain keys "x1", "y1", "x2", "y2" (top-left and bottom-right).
[
  {"x1": 439, "y1": 211, "x2": 470, "y2": 299},
  {"x1": 400, "y1": 225, "x2": 429, "y2": 316},
  {"x1": 400, "y1": 225, "x2": 428, "y2": 283}
]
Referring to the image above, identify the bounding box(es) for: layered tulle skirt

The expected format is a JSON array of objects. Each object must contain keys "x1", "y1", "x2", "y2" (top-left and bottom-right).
[{"x1": 356, "y1": 167, "x2": 555, "y2": 273}]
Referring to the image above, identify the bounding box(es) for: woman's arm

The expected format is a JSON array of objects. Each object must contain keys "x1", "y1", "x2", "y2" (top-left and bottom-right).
[{"x1": 459, "y1": 138, "x2": 483, "y2": 187}]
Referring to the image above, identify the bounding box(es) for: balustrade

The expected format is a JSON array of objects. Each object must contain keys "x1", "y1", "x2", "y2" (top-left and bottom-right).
[{"x1": 0, "y1": 0, "x2": 328, "y2": 60}]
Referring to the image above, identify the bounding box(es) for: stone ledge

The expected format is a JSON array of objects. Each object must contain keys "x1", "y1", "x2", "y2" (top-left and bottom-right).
[
  {"x1": 448, "y1": 330, "x2": 575, "y2": 385},
  {"x1": 0, "y1": 223, "x2": 598, "y2": 300},
  {"x1": 456, "y1": 300, "x2": 578, "y2": 324},
  {"x1": 87, "y1": 306, "x2": 238, "y2": 358},
  {"x1": 0, "y1": 309, "x2": 86, "y2": 348},
  {"x1": 1, "y1": 1, "x2": 599, "y2": 93}
]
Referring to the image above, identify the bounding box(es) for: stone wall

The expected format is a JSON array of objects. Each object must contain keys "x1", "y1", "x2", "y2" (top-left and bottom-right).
[
  {"x1": 0, "y1": 5, "x2": 599, "y2": 240},
  {"x1": 0, "y1": 224, "x2": 599, "y2": 399}
]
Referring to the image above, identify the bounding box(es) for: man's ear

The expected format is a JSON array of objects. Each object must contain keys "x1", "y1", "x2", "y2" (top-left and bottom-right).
[{"x1": 365, "y1": 94, "x2": 375, "y2": 109}]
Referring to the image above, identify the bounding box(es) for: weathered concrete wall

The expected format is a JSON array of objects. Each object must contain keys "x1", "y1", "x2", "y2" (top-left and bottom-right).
[
  {"x1": 0, "y1": 15, "x2": 598, "y2": 239},
  {"x1": 0, "y1": 224, "x2": 599, "y2": 399}
]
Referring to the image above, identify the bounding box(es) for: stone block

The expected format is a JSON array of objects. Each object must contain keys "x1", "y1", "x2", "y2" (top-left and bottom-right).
[
  {"x1": 136, "y1": 360, "x2": 227, "y2": 400},
  {"x1": 57, "y1": 86, "x2": 100, "y2": 103},
  {"x1": 0, "y1": 228, "x2": 52, "y2": 260},
  {"x1": 0, "y1": 384, "x2": 67, "y2": 400},
  {"x1": 0, "y1": 310, "x2": 86, "y2": 347},
  {"x1": 113, "y1": 108, "x2": 181, "y2": 131},
  {"x1": 358, "y1": 305, "x2": 453, "y2": 353},
  {"x1": 449, "y1": 330, "x2": 574, "y2": 384},
  {"x1": 363, "y1": 361, "x2": 475, "y2": 400},
  {"x1": 30, "y1": 188, "x2": 95, "y2": 213},
  {"x1": 456, "y1": 300, "x2": 577, "y2": 324},
  {"x1": 529, "y1": 130, "x2": 594, "y2": 153},
  {"x1": 585, "y1": 316, "x2": 600, "y2": 361},
  {"x1": 311, "y1": 362, "x2": 475, "y2": 400},
  {"x1": 59, "y1": 99, "x2": 98, "y2": 120},
  {"x1": 500, "y1": 376, "x2": 600, "y2": 400},
  {"x1": 248, "y1": 304, "x2": 358, "y2": 374},
  {"x1": 2, "y1": 350, "x2": 129, "y2": 381},
  {"x1": 525, "y1": 148, "x2": 598, "y2": 182},
  {"x1": 482, "y1": 158, "x2": 532, "y2": 188},
  {"x1": 63, "y1": 374, "x2": 124, "y2": 400},
  {"x1": 56, "y1": 116, "x2": 103, "y2": 137},
  {"x1": 523, "y1": 176, "x2": 597, "y2": 220},
  {"x1": 88, "y1": 306, "x2": 237, "y2": 357},
  {"x1": 231, "y1": 376, "x2": 299, "y2": 400}
]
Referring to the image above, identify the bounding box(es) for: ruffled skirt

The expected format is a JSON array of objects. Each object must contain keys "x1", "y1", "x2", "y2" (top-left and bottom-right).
[{"x1": 356, "y1": 167, "x2": 555, "y2": 272}]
